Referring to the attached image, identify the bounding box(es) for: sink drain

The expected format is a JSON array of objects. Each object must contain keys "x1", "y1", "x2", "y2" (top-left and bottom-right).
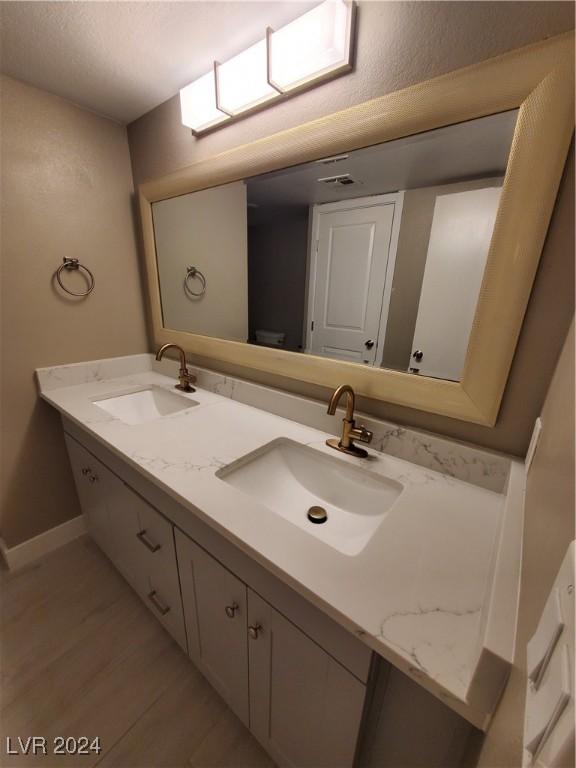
[{"x1": 307, "y1": 506, "x2": 328, "y2": 524}]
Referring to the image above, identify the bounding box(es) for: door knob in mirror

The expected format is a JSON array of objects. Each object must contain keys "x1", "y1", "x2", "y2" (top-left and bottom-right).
[{"x1": 248, "y1": 623, "x2": 262, "y2": 639}]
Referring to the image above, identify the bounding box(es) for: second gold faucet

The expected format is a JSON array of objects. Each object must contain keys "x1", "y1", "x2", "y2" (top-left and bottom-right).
[{"x1": 326, "y1": 384, "x2": 373, "y2": 458}]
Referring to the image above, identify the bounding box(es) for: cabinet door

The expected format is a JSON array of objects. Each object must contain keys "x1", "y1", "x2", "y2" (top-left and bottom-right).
[
  {"x1": 175, "y1": 530, "x2": 249, "y2": 725},
  {"x1": 65, "y1": 434, "x2": 126, "y2": 562},
  {"x1": 248, "y1": 590, "x2": 366, "y2": 768}
]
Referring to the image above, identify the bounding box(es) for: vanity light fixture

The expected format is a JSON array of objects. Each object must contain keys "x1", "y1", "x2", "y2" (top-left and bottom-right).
[
  {"x1": 180, "y1": 0, "x2": 355, "y2": 135},
  {"x1": 217, "y1": 39, "x2": 277, "y2": 115}
]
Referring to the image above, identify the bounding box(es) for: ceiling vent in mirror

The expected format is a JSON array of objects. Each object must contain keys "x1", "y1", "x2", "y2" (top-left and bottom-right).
[
  {"x1": 180, "y1": 0, "x2": 355, "y2": 135},
  {"x1": 317, "y1": 174, "x2": 356, "y2": 185}
]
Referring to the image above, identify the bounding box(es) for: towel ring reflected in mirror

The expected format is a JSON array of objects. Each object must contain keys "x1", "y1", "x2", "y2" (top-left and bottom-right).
[
  {"x1": 184, "y1": 266, "x2": 207, "y2": 298},
  {"x1": 55, "y1": 257, "x2": 95, "y2": 297}
]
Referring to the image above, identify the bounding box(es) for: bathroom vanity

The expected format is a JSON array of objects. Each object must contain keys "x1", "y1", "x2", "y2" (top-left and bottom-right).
[{"x1": 37, "y1": 353, "x2": 524, "y2": 767}]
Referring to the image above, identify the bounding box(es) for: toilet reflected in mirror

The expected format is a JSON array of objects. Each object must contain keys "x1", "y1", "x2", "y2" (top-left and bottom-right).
[{"x1": 152, "y1": 109, "x2": 518, "y2": 382}]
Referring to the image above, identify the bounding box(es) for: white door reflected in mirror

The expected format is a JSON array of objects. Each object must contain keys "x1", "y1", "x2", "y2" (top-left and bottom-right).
[
  {"x1": 409, "y1": 186, "x2": 502, "y2": 381},
  {"x1": 306, "y1": 193, "x2": 403, "y2": 365}
]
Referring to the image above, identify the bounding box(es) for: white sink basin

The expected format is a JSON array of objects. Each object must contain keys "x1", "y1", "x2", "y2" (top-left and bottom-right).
[
  {"x1": 217, "y1": 438, "x2": 403, "y2": 556},
  {"x1": 93, "y1": 386, "x2": 197, "y2": 425}
]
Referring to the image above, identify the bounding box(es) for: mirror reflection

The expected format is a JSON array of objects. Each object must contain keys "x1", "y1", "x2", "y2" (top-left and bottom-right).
[{"x1": 152, "y1": 110, "x2": 517, "y2": 382}]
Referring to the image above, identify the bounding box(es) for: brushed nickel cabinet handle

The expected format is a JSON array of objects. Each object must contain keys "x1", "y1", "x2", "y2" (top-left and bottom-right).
[
  {"x1": 147, "y1": 590, "x2": 170, "y2": 616},
  {"x1": 137, "y1": 530, "x2": 161, "y2": 553},
  {"x1": 248, "y1": 623, "x2": 262, "y2": 639},
  {"x1": 225, "y1": 602, "x2": 239, "y2": 618}
]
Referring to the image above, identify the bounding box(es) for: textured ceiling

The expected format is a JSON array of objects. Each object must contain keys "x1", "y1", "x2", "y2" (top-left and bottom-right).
[{"x1": 0, "y1": 1, "x2": 316, "y2": 123}]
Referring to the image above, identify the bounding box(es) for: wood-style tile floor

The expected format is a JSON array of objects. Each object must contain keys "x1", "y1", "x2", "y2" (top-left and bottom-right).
[{"x1": 0, "y1": 536, "x2": 275, "y2": 768}]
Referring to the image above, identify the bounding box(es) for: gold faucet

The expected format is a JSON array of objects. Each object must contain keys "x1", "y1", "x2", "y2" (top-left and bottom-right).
[
  {"x1": 155, "y1": 344, "x2": 196, "y2": 393},
  {"x1": 326, "y1": 384, "x2": 373, "y2": 458}
]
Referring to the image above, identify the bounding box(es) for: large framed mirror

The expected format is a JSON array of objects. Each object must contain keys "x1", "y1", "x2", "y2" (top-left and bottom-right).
[{"x1": 139, "y1": 32, "x2": 573, "y2": 426}]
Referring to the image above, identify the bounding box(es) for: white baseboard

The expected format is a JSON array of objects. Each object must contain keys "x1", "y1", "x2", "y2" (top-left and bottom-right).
[{"x1": 0, "y1": 515, "x2": 87, "y2": 571}]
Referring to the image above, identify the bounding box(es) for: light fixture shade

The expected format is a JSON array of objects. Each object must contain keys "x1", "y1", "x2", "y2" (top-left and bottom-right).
[
  {"x1": 180, "y1": 71, "x2": 228, "y2": 132},
  {"x1": 218, "y1": 39, "x2": 277, "y2": 114},
  {"x1": 269, "y1": 0, "x2": 353, "y2": 92},
  {"x1": 179, "y1": 0, "x2": 355, "y2": 135}
]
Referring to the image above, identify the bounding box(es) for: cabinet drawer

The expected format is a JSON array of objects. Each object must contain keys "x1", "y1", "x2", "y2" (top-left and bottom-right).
[
  {"x1": 140, "y1": 567, "x2": 187, "y2": 653},
  {"x1": 131, "y1": 491, "x2": 176, "y2": 586},
  {"x1": 127, "y1": 488, "x2": 187, "y2": 652}
]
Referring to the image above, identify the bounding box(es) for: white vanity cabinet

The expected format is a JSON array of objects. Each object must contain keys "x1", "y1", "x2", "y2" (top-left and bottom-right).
[
  {"x1": 65, "y1": 434, "x2": 187, "y2": 651},
  {"x1": 63, "y1": 423, "x2": 475, "y2": 768},
  {"x1": 175, "y1": 529, "x2": 366, "y2": 768},
  {"x1": 66, "y1": 430, "x2": 369, "y2": 767}
]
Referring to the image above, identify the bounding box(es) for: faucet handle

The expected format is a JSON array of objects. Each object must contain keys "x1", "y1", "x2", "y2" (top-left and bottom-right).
[
  {"x1": 177, "y1": 368, "x2": 196, "y2": 393},
  {"x1": 182, "y1": 368, "x2": 197, "y2": 384},
  {"x1": 350, "y1": 425, "x2": 373, "y2": 444}
]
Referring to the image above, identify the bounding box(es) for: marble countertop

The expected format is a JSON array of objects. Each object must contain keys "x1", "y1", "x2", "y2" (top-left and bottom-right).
[{"x1": 37, "y1": 356, "x2": 522, "y2": 729}]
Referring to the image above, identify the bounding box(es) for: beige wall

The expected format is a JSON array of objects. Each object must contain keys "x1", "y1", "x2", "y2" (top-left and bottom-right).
[
  {"x1": 127, "y1": 2, "x2": 575, "y2": 456},
  {"x1": 153, "y1": 182, "x2": 248, "y2": 341},
  {"x1": 0, "y1": 76, "x2": 148, "y2": 547},
  {"x1": 478, "y1": 319, "x2": 575, "y2": 767},
  {"x1": 382, "y1": 176, "x2": 503, "y2": 372}
]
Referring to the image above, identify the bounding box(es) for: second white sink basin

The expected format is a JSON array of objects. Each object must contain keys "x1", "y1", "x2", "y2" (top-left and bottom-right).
[
  {"x1": 93, "y1": 386, "x2": 197, "y2": 425},
  {"x1": 217, "y1": 438, "x2": 403, "y2": 556}
]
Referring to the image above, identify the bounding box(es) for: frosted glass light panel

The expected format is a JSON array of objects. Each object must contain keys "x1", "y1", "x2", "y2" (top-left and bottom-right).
[
  {"x1": 218, "y1": 40, "x2": 277, "y2": 114},
  {"x1": 180, "y1": 71, "x2": 228, "y2": 133},
  {"x1": 269, "y1": 0, "x2": 354, "y2": 92}
]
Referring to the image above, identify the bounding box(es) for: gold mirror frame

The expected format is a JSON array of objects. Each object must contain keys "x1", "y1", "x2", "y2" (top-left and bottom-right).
[{"x1": 139, "y1": 32, "x2": 574, "y2": 426}]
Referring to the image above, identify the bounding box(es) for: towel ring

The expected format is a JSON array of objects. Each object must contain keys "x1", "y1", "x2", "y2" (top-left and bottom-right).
[
  {"x1": 184, "y1": 266, "x2": 206, "y2": 297},
  {"x1": 55, "y1": 258, "x2": 95, "y2": 297}
]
